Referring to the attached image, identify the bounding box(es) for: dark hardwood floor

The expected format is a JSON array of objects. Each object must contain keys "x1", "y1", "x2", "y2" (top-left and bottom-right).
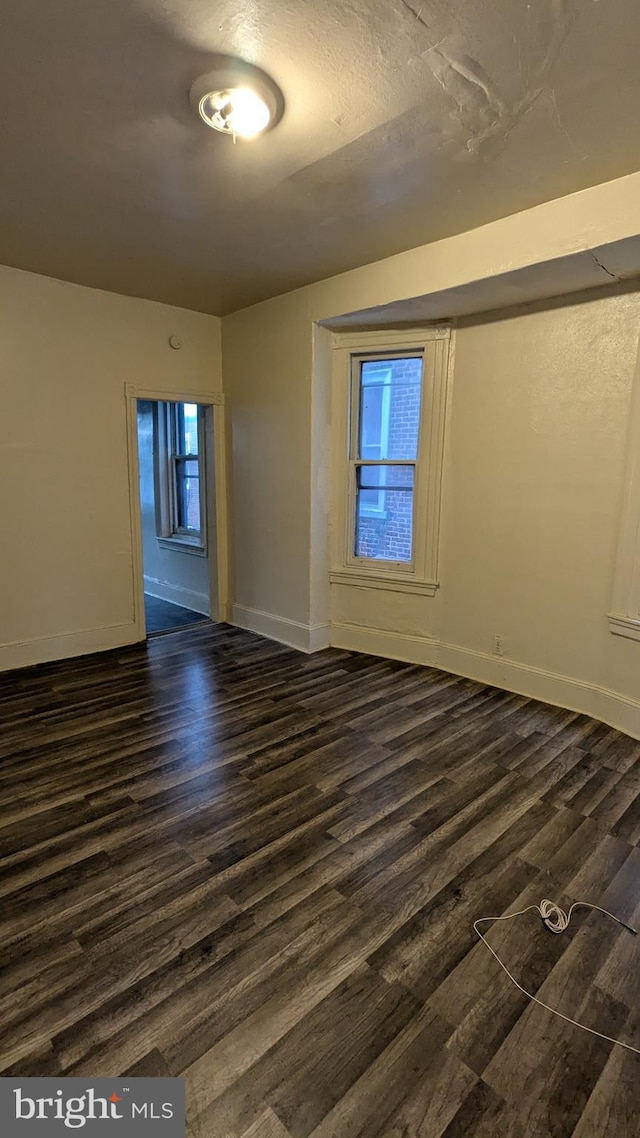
[{"x1": 1, "y1": 624, "x2": 639, "y2": 1136}]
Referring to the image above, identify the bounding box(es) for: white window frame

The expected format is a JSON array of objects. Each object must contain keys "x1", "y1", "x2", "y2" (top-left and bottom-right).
[
  {"x1": 330, "y1": 327, "x2": 451, "y2": 597},
  {"x1": 155, "y1": 401, "x2": 207, "y2": 555},
  {"x1": 609, "y1": 353, "x2": 640, "y2": 640}
]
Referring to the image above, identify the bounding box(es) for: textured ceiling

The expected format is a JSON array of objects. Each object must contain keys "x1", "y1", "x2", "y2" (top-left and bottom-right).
[{"x1": 1, "y1": 0, "x2": 640, "y2": 315}]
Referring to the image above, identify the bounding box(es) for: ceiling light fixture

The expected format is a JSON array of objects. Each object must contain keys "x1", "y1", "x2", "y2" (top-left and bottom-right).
[
  {"x1": 189, "y1": 59, "x2": 284, "y2": 141},
  {"x1": 198, "y1": 88, "x2": 271, "y2": 138}
]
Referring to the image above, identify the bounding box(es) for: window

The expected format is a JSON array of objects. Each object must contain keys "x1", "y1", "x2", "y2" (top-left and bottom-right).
[
  {"x1": 354, "y1": 357, "x2": 422, "y2": 560},
  {"x1": 609, "y1": 370, "x2": 640, "y2": 641},
  {"x1": 331, "y1": 328, "x2": 450, "y2": 596},
  {"x1": 156, "y1": 401, "x2": 206, "y2": 551}
]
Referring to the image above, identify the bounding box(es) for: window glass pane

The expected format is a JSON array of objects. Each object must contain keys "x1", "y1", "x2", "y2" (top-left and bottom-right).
[
  {"x1": 176, "y1": 403, "x2": 199, "y2": 455},
  {"x1": 359, "y1": 462, "x2": 384, "y2": 511},
  {"x1": 176, "y1": 457, "x2": 200, "y2": 532},
  {"x1": 360, "y1": 378, "x2": 386, "y2": 459},
  {"x1": 359, "y1": 465, "x2": 414, "y2": 489},
  {"x1": 359, "y1": 358, "x2": 422, "y2": 461},
  {"x1": 355, "y1": 465, "x2": 414, "y2": 562}
]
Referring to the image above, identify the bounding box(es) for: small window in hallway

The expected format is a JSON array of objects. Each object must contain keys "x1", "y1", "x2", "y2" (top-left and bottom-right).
[
  {"x1": 156, "y1": 401, "x2": 206, "y2": 548},
  {"x1": 171, "y1": 402, "x2": 201, "y2": 535}
]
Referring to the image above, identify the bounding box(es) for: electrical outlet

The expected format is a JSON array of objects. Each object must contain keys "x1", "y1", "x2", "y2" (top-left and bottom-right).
[{"x1": 493, "y1": 634, "x2": 505, "y2": 656}]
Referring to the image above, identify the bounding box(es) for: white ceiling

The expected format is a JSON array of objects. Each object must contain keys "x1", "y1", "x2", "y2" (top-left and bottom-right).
[{"x1": 2, "y1": 0, "x2": 640, "y2": 315}]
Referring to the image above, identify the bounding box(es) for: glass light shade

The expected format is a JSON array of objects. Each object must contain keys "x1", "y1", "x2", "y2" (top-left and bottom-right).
[{"x1": 198, "y1": 88, "x2": 271, "y2": 138}]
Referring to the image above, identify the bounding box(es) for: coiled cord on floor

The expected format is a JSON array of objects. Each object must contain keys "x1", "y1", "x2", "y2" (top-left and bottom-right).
[{"x1": 473, "y1": 899, "x2": 640, "y2": 1055}]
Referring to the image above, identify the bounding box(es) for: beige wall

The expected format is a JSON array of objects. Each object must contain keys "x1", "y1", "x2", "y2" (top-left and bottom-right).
[
  {"x1": 441, "y1": 295, "x2": 638, "y2": 690},
  {"x1": 222, "y1": 181, "x2": 640, "y2": 734},
  {"x1": 0, "y1": 265, "x2": 221, "y2": 669},
  {"x1": 437, "y1": 293, "x2": 640, "y2": 733},
  {"x1": 222, "y1": 288, "x2": 313, "y2": 635}
]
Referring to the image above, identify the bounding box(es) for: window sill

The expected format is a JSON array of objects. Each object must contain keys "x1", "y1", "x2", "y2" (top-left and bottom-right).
[
  {"x1": 157, "y1": 536, "x2": 207, "y2": 557},
  {"x1": 608, "y1": 612, "x2": 640, "y2": 642},
  {"x1": 330, "y1": 569, "x2": 439, "y2": 597}
]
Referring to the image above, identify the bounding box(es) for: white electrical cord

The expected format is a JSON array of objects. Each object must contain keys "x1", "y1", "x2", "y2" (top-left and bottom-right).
[{"x1": 473, "y1": 898, "x2": 640, "y2": 1055}]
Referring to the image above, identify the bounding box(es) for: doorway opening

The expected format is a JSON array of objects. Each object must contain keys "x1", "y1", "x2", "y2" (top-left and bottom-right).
[{"x1": 136, "y1": 399, "x2": 214, "y2": 636}]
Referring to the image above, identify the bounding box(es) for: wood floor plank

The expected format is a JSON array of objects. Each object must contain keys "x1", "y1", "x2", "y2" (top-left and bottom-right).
[
  {"x1": 58, "y1": 887, "x2": 347, "y2": 1077},
  {"x1": 199, "y1": 964, "x2": 421, "y2": 1138},
  {"x1": 481, "y1": 898, "x2": 638, "y2": 1131},
  {"x1": 571, "y1": 1008, "x2": 640, "y2": 1138},
  {"x1": 302, "y1": 1004, "x2": 457, "y2": 1138},
  {"x1": 235, "y1": 1107, "x2": 293, "y2": 1138},
  {"x1": 437, "y1": 1080, "x2": 534, "y2": 1138},
  {"x1": 1, "y1": 623, "x2": 638, "y2": 1136},
  {"x1": 377, "y1": 1049, "x2": 478, "y2": 1138}
]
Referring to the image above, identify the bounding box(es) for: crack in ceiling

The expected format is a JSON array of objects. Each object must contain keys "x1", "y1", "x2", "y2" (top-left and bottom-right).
[{"x1": 425, "y1": 0, "x2": 576, "y2": 155}]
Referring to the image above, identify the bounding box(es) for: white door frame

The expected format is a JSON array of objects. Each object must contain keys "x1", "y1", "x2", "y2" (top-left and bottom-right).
[{"x1": 125, "y1": 384, "x2": 230, "y2": 639}]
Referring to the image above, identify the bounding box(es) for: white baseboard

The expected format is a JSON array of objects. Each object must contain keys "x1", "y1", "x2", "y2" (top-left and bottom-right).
[
  {"x1": 5, "y1": 607, "x2": 638, "y2": 739},
  {"x1": 217, "y1": 601, "x2": 233, "y2": 623},
  {"x1": 144, "y1": 577, "x2": 209, "y2": 616},
  {"x1": 330, "y1": 621, "x2": 440, "y2": 667},
  {"x1": 231, "y1": 604, "x2": 331, "y2": 653},
  {"x1": 308, "y1": 621, "x2": 333, "y2": 652},
  {"x1": 331, "y1": 620, "x2": 640, "y2": 740},
  {"x1": 439, "y1": 641, "x2": 640, "y2": 740},
  {"x1": 0, "y1": 622, "x2": 141, "y2": 672}
]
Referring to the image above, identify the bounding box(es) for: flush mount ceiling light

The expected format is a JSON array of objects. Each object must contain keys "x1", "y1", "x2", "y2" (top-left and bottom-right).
[{"x1": 189, "y1": 59, "x2": 284, "y2": 140}]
